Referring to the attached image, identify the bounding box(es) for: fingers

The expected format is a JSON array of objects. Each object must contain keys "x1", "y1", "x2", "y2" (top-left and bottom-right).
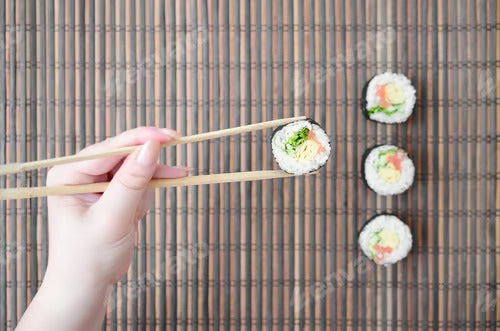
[
  {"x1": 115, "y1": 165, "x2": 190, "y2": 224},
  {"x1": 46, "y1": 127, "x2": 179, "y2": 186},
  {"x1": 80, "y1": 127, "x2": 178, "y2": 158},
  {"x1": 93, "y1": 140, "x2": 160, "y2": 227}
]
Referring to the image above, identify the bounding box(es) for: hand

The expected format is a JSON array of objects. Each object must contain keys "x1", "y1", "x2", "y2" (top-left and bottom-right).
[{"x1": 17, "y1": 127, "x2": 189, "y2": 331}]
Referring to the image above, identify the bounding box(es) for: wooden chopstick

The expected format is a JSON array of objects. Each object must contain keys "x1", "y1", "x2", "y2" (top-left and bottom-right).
[
  {"x1": 0, "y1": 116, "x2": 306, "y2": 176},
  {"x1": 0, "y1": 170, "x2": 298, "y2": 200}
]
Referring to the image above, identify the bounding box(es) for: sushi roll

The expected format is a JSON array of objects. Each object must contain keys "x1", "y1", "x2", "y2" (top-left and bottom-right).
[
  {"x1": 271, "y1": 119, "x2": 331, "y2": 175},
  {"x1": 364, "y1": 145, "x2": 414, "y2": 195},
  {"x1": 362, "y1": 72, "x2": 416, "y2": 123},
  {"x1": 359, "y1": 214, "x2": 412, "y2": 266}
]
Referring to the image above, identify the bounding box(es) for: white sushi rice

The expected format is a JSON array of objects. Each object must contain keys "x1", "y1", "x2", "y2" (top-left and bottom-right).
[
  {"x1": 365, "y1": 72, "x2": 416, "y2": 123},
  {"x1": 359, "y1": 214, "x2": 413, "y2": 266},
  {"x1": 364, "y1": 145, "x2": 415, "y2": 195},
  {"x1": 272, "y1": 120, "x2": 331, "y2": 175}
]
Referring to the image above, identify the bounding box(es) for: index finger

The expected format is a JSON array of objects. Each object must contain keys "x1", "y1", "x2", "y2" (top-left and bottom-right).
[{"x1": 46, "y1": 127, "x2": 178, "y2": 187}]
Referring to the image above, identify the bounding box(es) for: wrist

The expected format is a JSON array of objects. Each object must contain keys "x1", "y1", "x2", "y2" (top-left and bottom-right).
[
  {"x1": 43, "y1": 263, "x2": 112, "y2": 293},
  {"x1": 41, "y1": 266, "x2": 112, "y2": 318},
  {"x1": 17, "y1": 267, "x2": 111, "y2": 331}
]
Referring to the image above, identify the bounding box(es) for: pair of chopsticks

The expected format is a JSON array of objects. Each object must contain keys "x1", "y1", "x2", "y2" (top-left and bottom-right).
[{"x1": 0, "y1": 116, "x2": 308, "y2": 200}]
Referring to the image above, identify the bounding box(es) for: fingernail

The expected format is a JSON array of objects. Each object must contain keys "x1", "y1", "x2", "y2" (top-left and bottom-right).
[
  {"x1": 172, "y1": 166, "x2": 192, "y2": 173},
  {"x1": 180, "y1": 166, "x2": 193, "y2": 173},
  {"x1": 137, "y1": 141, "x2": 158, "y2": 166},
  {"x1": 160, "y1": 128, "x2": 181, "y2": 138}
]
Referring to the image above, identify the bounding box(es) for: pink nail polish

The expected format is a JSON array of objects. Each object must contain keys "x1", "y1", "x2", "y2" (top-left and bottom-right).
[
  {"x1": 160, "y1": 128, "x2": 181, "y2": 138},
  {"x1": 177, "y1": 166, "x2": 192, "y2": 173}
]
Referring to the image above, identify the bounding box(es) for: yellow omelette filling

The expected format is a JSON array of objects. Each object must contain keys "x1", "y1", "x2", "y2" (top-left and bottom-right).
[
  {"x1": 378, "y1": 163, "x2": 401, "y2": 183},
  {"x1": 378, "y1": 230, "x2": 400, "y2": 248},
  {"x1": 384, "y1": 83, "x2": 405, "y2": 104},
  {"x1": 294, "y1": 140, "x2": 322, "y2": 161}
]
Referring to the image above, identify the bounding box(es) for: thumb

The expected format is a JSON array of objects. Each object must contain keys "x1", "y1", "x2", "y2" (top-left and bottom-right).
[{"x1": 95, "y1": 140, "x2": 160, "y2": 223}]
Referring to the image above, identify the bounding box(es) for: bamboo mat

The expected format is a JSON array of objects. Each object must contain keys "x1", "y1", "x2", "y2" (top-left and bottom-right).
[{"x1": 0, "y1": 0, "x2": 499, "y2": 330}]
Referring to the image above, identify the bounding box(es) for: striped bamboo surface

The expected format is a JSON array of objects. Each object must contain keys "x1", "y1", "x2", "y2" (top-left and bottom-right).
[{"x1": 0, "y1": 0, "x2": 499, "y2": 330}]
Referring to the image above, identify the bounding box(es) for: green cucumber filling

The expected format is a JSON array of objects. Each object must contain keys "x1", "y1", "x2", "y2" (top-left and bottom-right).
[
  {"x1": 367, "y1": 104, "x2": 403, "y2": 116},
  {"x1": 368, "y1": 230, "x2": 382, "y2": 259},
  {"x1": 284, "y1": 127, "x2": 309, "y2": 156}
]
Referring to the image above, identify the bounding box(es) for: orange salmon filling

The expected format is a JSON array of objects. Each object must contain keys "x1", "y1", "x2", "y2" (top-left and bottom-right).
[
  {"x1": 387, "y1": 152, "x2": 403, "y2": 171},
  {"x1": 307, "y1": 131, "x2": 326, "y2": 154},
  {"x1": 376, "y1": 84, "x2": 392, "y2": 108}
]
